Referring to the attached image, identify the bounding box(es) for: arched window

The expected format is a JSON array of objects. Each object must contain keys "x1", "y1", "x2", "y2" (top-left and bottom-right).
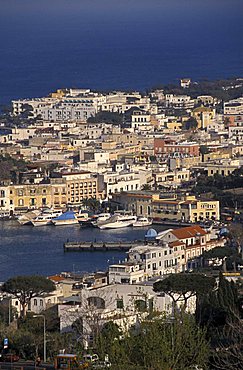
[{"x1": 87, "y1": 297, "x2": 105, "y2": 309}]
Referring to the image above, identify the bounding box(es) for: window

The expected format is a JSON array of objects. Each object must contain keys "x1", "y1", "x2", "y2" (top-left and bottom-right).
[
  {"x1": 40, "y1": 299, "x2": 43, "y2": 307},
  {"x1": 18, "y1": 199, "x2": 24, "y2": 206},
  {"x1": 135, "y1": 300, "x2": 147, "y2": 312},
  {"x1": 116, "y1": 299, "x2": 124, "y2": 309},
  {"x1": 34, "y1": 299, "x2": 37, "y2": 306}
]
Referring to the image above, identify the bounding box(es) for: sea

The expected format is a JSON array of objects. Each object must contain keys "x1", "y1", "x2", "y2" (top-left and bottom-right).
[
  {"x1": 0, "y1": 0, "x2": 242, "y2": 279},
  {"x1": 0, "y1": 0, "x2": 242, "y2": 105},
  {"x1": 0, "y1": 221, "x2": 167, "y2": 281}
]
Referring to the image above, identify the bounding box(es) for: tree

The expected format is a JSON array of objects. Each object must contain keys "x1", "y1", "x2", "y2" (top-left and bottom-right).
[
  {"x1": 199, "y1": 145, "x2": 209, "y2": 155},
  {"x1": 141, "y1": 184, "x2": 151, "y2": 191},
  {"x1": 97, "y1": 313, "x2": 209, "y2": 370},
  {"x1": 81, "y1": 198, "x2": 101, "y2": 213},
  {"x1": 212, "y1": 319, "x2": 243, "y2": 370},
  {"x1": 87, "y1": 111, "x2": 123, "y2": 125},
  {"x1": 2, "y1": 276, "x2": 55, "y2": 318},
  {"x1": 153, "y1": 273, "x2": 215, "y2": 311},
  {"x1": 95, "y1": 322, "x2": 122, "y2": 362},
  {"x1": 202, "y1": 246, "x2": 243, "y2": 271},
  {"x1": 182, "y1": 117, "x2": 198, "y2": 131},
  {"x1": 196, "y1": 274, "x2": 240, "y2": 329}
]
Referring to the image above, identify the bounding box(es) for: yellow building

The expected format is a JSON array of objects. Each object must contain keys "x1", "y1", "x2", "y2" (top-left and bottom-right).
[
  {"x1": 62, "y1": 172, "x2": 99, "y2": 206},
  {"x1": 9, "y1": 183, "x2": 53, "y2": 211},
  {"x1": 192, "y1": 107, "x2": 215, "y2": 129},
  {"x1": 181, "y1": 196, "x2": 220, "y2": 222},
  {"x1": 166, "y1": 121, "x2": 182, "y2": 131}
]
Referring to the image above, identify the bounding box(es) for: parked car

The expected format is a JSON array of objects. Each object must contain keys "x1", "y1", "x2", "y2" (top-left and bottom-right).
[{"x1": 92, "y1": 361, "x2": 111, "y2": 369}]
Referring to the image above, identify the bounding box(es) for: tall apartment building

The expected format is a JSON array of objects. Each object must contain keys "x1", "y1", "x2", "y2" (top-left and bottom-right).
[{"x1": 62, "y1": 172, "x2": 99, "y2": 206}]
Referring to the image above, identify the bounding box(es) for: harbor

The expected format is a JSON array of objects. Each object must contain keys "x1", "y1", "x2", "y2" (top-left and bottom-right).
[{"x1": 0, "y1": 220, "x2": 167, "y2": 280}]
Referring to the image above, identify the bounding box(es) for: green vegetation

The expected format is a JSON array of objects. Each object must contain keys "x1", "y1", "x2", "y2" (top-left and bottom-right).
[
  {"x1": 2, "y1": 275, "x2": 55, "y2": 318},
  {"x1": 96, "y1": 313, "x2": 209, "y2": 370},
  {"x1": 0, "y1": 154, "x2": 28, "y2": 181},
  {"x1": 0, "y1": 273, "x2": 243, "y2": 368},
  {"x1": 161, "y1": 78, "x2": 243, "y2": 101},
  {"x1": 87, "y1": 111, "x2": 123, "y2": 125},
  {"x1": 0, "y1": 308, "x2": 75, "y2": 361},
  {"x1": 182, "y1": 117, "x2": 198, "y2": 131},
  {"x1": 154, "y1": 273, "x2": 215, "y2": 311},
  {"x1": 193, "y1": 169, "x2": 243, "y2": 209}
]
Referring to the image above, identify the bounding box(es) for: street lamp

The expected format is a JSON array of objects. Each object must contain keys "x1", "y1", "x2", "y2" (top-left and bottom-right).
[{"x1": 33, "y1": 315, "x2": 46, "y2": 362}]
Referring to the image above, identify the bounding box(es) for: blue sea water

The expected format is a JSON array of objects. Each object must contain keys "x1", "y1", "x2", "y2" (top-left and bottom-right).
[
  {"x1": 0, "y1": 221, "x2": 167, "y2": 281},
  {"x1": 0, "y1": 0, "x2": 242, "y2": 105}
]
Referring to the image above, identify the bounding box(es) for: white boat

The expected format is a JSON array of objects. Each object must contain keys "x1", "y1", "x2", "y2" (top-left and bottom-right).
[
  {"x1": 99, "y1": 214, "x2": 137, "y2": 230},
  {"x1": 17, "y1": 210, "x2": 41, "y2": 225},
  {"x1": 133, "y1": 217, "x2": 153, "y2": 227},
  {"x1": 31, "y1": 210, "x2": 63, "y2": 226},
  {"x1": 52, "y1": 211, "x2": 79, "y2": 226},
  {"x1": 76, "y1": 212, "x2": 90, "y2": 224},
  {"x1": 91, "y1": 213, "x2": 111, "y2": 227}
]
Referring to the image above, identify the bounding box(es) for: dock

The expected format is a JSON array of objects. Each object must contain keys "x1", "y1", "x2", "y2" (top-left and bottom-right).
[{"x1": 63, "y1": 241, "x2": 143, "y2": 252}]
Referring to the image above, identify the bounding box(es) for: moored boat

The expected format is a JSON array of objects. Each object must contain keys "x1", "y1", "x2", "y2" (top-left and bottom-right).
[
  {"x1": 31, "y1": 210, "x2": 63, "y2": 226},
  {"x1": 133, "y1": 217, "x2": 153, "y2": 227},
  {"x1": 17, "y1": 210, "x2": 41, "y2": 225},
  {"x1": 98, "y1": 214, "x2": 137, "y2": 230},
  {"x1": 52, "y1": 211, "x2": 79, "y2": 226},
  {"x1": 91, "y1": 213, "x2": 111, "y2": 227}
]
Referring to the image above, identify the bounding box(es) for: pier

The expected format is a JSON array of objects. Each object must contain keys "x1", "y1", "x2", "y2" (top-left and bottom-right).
[{"x1": 63, "y1": 241, "x2": 143, "y2": 252}]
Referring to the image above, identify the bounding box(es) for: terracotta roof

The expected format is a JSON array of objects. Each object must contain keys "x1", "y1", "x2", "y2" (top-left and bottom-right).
[
  {"x1": 153, "y1": 200, "x2": 180, "y2": 205},
  {"x1": 48, "y1": 275, "x2": 64, "y2": 283},
  {"x1": 172, "y1": 225, "x2": 207, "y2": 240},
  {"x1": 169, "y1": 240, "x2": 186, "y2": 247}
]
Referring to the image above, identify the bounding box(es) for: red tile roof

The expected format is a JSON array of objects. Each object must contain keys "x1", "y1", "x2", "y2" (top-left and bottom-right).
[
  {"x1": 172, "y1": 225, "x2": 207, "y2": 240},
  {"x1": 169, "y1": 240, "x2": 186, "y2": 247}
]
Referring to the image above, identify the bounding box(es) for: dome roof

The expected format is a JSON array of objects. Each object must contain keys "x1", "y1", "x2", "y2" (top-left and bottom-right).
[
  {"x1": 145, "y1": 228, "x2": 158, "y2": 238},
  {"x1": 219, "y1": 227, "x2": 229, "y2": 236}
]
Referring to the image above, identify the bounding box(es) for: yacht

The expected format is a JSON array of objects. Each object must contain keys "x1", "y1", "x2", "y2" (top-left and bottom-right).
[
  {"x1": 76, "y1": 212, "x2": 90, "y2": 225},
  {"x1": 52, "y1": 211, "x2": 79, "y2": 226},
  {"x1": 91, "y1": 213, "x2": 111, "y2": 227},
  {"x1": 31, "y1": 210, "x2": 63, "y2": 226},
  {"x1": 98, "y1": 214, "x2": 137, "y2": 230},
  {"x1": 133, "y1": 217, "x2": 153, "y2": 227}
]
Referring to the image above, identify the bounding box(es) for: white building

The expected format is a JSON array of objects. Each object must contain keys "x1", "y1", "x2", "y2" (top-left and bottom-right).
[
  {"x1": 224, "y1": 98, "x2": 243, "y2": 115},
  {"x1": 127, "y1": 244, "x2": 184, "y2": 277},
  {"x1": 0, "y1": 186, "x2": 10, "y2": 216},
  {"x1": 131, "y1": 110, "x2": 153, "y2": 131},
  {"x1": 165, "y1": 94, "x2": 194, "y2": 109},
  {"x1": 108, "y1": 263, "x2": 145, "y2": 284},
  {"x1": 58, "y1": 282, "x2": 175, "y2": 336}
]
